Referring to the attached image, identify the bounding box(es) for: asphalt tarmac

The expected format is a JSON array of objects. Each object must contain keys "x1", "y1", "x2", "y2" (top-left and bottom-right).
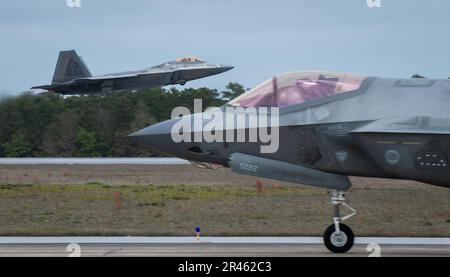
[{"x1": 0, "y1": 237, "x2": 448, "y2": 257}]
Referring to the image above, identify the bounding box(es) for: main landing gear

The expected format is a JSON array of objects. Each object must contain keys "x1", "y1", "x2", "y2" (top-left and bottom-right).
[{"x1": 323, "y1": 190, "x2": 357, "y2": 253}]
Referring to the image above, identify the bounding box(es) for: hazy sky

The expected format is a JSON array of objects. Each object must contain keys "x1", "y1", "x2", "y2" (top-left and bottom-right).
[{"x1": 0, "y1": 0, "x2": 449, "y2": 95}]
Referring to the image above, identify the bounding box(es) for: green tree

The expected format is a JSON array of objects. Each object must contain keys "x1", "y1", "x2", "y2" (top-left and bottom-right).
[
  {"x1": 221, "y1": 82, "x2": 246, "y2": 102},
  {"x1": 2, "y1": 134, "x2": 32, "y2": 157},
  {"x1": 41, "y1": 109, "x2": 79, "y2": 157},
  {"x1": 91, "y1": 107, "x2": 114, "y2": 156},
  {"x1": 130, "y1": 100, "x2": 157, "y2": 132},
  {"x1": 76, "y1": 128, "x2": 99, "y2": 157},
  {"x1": 127, "y1": 101, "x2": 159, "y2": 157},
  {"x1": 112, "y1": 94, "x2": 134, "y2": 131}
]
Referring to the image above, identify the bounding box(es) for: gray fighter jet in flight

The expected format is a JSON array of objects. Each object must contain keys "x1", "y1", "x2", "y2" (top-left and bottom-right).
[
  {"x1": 131, "y1": 71, "x2": 450, "y2": 253},
  {"x1": 32, "y1": 50, "x2": 233, "y2": 94}
]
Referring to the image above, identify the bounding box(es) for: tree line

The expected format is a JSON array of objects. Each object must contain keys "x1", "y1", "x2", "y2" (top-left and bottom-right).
[{"x1": 0, "y1": 83, "x2": 245, "y2": 157}]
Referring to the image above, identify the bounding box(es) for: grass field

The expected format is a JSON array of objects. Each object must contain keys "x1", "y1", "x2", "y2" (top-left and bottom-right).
[{"x1": 0, "y1": 176, "x2": 449, "y2": 236}]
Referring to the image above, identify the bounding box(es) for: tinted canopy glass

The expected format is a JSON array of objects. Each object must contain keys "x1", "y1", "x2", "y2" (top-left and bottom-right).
[{"x1": 229, "y1": 72, "x2": 367, "y2": 108}]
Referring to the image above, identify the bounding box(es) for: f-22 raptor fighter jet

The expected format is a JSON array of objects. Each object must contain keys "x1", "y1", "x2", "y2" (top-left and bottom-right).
[
  {"x1": 131, "y1": 71, "x2": 450, "y2": 253},
  {"x1": 32, "y1": 50, "x2": 233, "y2": 95}
]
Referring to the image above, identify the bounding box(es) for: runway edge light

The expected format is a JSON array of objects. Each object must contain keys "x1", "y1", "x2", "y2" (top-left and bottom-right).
[{"x1": 195, "y1": 226, "x2": 201, "y2": 242}]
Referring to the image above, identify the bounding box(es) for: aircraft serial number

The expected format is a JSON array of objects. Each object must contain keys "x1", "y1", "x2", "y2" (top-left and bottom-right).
[{"x1": 239, "y1": 162, "x2": 258, "y2": 172}]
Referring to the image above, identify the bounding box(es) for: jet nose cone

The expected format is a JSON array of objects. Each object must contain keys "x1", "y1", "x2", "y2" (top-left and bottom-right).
[
  {"x1": 177, "y1": 64, "x2": 234, "y2": 84},
  {"x1": 218, "y1": 65, "x2": 234, "y2": 73},
  {"x1": 204, "y1": 64, "x2": 233, "y2": 76},
  {"x1": 129, "y1": 119, "x2": 174, "y2": 137},
  {"x1": 129, "y1": 119, "x2": 183, "y2": 156}
]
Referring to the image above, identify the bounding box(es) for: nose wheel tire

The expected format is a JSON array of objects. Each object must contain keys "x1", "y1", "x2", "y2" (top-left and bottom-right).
[{"x1": 323, "y1": 223, "x2": 354, "y2": 253}]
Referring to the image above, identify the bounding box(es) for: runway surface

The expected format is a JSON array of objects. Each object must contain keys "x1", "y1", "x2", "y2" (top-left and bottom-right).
[
  {"x1": 0, "y1": 237, "x2": 449, "y2": 257},
  {"x1": 0, "y1": 157, "x2": 190, "y2": 165}
]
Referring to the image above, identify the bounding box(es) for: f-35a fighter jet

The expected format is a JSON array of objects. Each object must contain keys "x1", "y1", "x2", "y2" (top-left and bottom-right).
[
  {"x1": 131, "y1": 71, "x2": 450, "y2": 253},
  {"x1": 32, "y1": 50, "x2": 233, "y2": 95}
]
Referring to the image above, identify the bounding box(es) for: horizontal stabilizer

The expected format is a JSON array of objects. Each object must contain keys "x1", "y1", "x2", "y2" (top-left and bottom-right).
[{"x1": 31, "y1": 85, "x2": 57, "y2": 90}]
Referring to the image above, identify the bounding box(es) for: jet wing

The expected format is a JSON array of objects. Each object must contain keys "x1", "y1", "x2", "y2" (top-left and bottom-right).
[
  {"x1": 65, "y1": 72, "x2": 148, "y2": 85},
  {"x1": 76, "y1": 73, "x2": 140, "y2": 82},
  {"x1": 32, "y1": 71, "x2": 171, "y2": 93},
  {"x1": 57, "y1": 71, "x2": 175, "y2": 93},
  {"x1": 351, "y1": 116, "x2": 450, "y2": 135}
]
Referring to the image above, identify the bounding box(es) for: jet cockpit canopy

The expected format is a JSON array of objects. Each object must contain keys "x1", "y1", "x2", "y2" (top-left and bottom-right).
[
  {"x1": 228, "y1": 71, "x2": 367, "y2": 108},
  {"x1": 175, "y1": 56, "x2": 206, "y2": 63}
]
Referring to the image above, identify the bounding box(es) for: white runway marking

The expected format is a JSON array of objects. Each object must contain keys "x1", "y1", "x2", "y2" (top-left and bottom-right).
[
  {"x1": 0, "y1": 237, "x2": 449, "y2": 245},
  {"x1": 0, "y1": 158, "x2": 190, "y2": 165}
]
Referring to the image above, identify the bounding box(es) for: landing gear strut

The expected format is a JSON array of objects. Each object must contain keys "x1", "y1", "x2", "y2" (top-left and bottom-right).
[{"x1": 323, "y1": 190, "x2": 357, "y2": 253}]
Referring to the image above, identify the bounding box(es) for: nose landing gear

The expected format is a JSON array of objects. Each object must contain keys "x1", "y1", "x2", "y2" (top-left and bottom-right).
[{"x1": 323, "y1": 190, "x2": 357, "y2": 253}]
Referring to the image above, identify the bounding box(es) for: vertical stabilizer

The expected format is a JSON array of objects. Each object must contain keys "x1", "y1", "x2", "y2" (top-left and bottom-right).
[{"x1": 51, "y1": 50, "x2": 92, "y2": 84}]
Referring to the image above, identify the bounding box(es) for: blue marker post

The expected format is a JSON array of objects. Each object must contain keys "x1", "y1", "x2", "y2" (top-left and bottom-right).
[{"x1": 195, "y1": 226, "x2": 201, "y2": 242}]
